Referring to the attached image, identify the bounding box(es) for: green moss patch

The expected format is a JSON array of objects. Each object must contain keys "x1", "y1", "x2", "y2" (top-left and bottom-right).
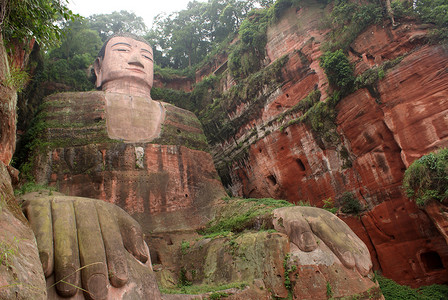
[{"x1": 200, "y1": 197, "x2": 293, "y2": 236}]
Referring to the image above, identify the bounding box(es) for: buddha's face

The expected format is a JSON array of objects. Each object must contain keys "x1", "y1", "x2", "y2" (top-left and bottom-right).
[{"x1": 95, "y1": 36, "x2": 154, "y2": 92}]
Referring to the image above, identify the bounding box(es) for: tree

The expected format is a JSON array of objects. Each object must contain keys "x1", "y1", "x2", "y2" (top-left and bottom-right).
[
  {"x1": 50, "y1": 20, "x2": 102, "y2": 59},
  {"x1": 1, "y1": 0, "x2": 77, "y2": 49},
  {"x1": 88, "y1": 10, "x2": 147, "y2": 42},
  {"x1": 147, "y1": 0, "x2": 272, "y2": 69}
]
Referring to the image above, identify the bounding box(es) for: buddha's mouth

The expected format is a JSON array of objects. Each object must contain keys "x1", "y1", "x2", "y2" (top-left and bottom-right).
[{"x1": 127, "y1": 68, "x2": 145, "y2": 74}]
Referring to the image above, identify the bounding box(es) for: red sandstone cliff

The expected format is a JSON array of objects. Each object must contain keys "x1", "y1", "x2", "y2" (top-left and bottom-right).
[{"x1": 201, "y1": 7, "x2": 448, "y2": 287}]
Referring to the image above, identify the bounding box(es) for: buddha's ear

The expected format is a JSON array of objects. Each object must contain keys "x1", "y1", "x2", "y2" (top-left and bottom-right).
[{"x1": 94, "y1": 57, "x2": 102, "y2": 88}]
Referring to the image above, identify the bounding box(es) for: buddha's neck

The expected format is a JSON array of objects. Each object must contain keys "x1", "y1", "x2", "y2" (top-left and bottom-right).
[{"x1": 102, "y1": 80, "x2": 152, "y2": 99}]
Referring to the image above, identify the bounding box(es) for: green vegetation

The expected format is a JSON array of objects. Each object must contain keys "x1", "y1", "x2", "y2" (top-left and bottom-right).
[
  {"x1": 228, "y1": 0, "x2": 301, "y2": 79},
  {"x1": 200, "y1": 197, "x2": 293, "y2": 236},
  {"x1": 229, "y1": 9, "x2": 270, "y2": 79},
  {"x1": 403, "y1": 148, "x2": 448, "y2": 206},
  {"x1": 377, "y1": 274, "x2": 448, "y2": 299},
  {"x1": 160, "y1": 281, "x2": 247, "y2": 295},
  {"x1": 283, "y1": 253, "x2": 297, "y2": 292},
  {"x1": 339, "y1": 192, "x2": 362, "y2": 215},
  {"x1": 323, "y1": 0, "x2": 383, "y2": 52},
  {"x1": 392, "y1": 0, "x2": 448, "y2": 43},
  {"x1": 301, "y1": 92, "x2": 341, "y2": 144},
  {"x1": 178, "y1": 267, "x2": 192, "y2": 289},
  {"x1": 209, "y1": 291, "x2": 229, "y2": 299},
  {"x1": 326, "y1": 281, "x2": 333, "y2": 298},
  {"x1": 14, "y1": 182, "x2": 55, "y2": 196},
  {"x1": 1, "y1": 0, "x2": 77, "y2": 49},
  {"x1": 200, "y1": 54, "x2": 288, "y2": 144},
  {"x1": 269, "y1": 0, "x2": 299, "y2": 22},
  {"x1": 148, "y1": 0, "x2": 275, "y2": 69},
  {"x1": 0, "y1": 237, "x2": 19, "y2": 268},
  {"x1": 320, "y1": 49, "x2": 354, "y2": 94},
  {"x1": 3, "y1": 64, "x2": 30, "y2": 92},
  {"x1": 181, "y1": 241, "x2": 191, "y2": 255},
  {"x1": 322, "y1": 197, "x2": 337, "y2": 214},
  {"x1": 276, "y1": 89, "x2": 321, "y2": 129}
]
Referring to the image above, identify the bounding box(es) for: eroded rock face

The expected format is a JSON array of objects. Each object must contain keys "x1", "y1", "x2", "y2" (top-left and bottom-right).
[
  {"x1": 31, "y1": 91, "x2": 226, "y2": 233},
  {"x1": 0, "y1": 162, "x2": 47, "y2": 299},
  {"x1": 0, "y1": 35, "x2": 17, "y2": 165},
  {"x1": 147, "y1": 199, "x2": 380, "y2": 299},
  {"x1": 206, "y1": 7, "x2": 448, "y2": 287}
]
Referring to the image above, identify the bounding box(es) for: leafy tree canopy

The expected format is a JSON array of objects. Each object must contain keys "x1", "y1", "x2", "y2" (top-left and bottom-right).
[
  {"x1": 147, "y1": 0, "x2": 274, "y2": 69},
  {"x1": 1, "y1": 0, "x2": 78, "y2": 49},
  {"x1": 88, "y1": 10, "x2": 147, "y2": 42}
]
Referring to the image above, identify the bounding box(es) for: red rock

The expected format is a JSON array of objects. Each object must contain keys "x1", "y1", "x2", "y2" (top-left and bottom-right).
[
  {"x1": 207, "y1": 10, "x2": 448, "y2": 286},
  {"x1": 0, "y1": 36, "x2": 17, "y2": 165}
]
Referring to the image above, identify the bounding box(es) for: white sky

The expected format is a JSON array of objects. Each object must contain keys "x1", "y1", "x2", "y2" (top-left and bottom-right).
[{"x1": 67, "y1": 0, "x2": 202, "y2": 28}]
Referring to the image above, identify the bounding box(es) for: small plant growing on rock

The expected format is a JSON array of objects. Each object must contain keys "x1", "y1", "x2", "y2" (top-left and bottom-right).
[
  {"x1": 178, "y1": 267, "x2": 192, "y2": 289},
  {"x1": 322, "y1": 197, "x2": 338, "y2": 214},
  {"x1": 181, "y1": 240, "x2": 190, "y2": 255},
  {"x1": 326, "y1": 281, "x2": 333, "y2": 298},
  {"x1": 283, "y1": 253, "x2": 297, "y2": 292},
  {"x1": 209, "y1": 291, "x2": 229, "y2": 299},
  {"x1": 3, "y1": 65, "x2": 30, "y2": 92},
  {"x1": 0, "y1": 237, "x2": 19, "y2": 268}
]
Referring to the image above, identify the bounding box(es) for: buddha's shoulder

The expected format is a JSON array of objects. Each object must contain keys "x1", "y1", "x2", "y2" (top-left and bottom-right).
[
  {"x1": 43, "y1": 91, "x2": 106, "y2": 110},
  {"x1": 152, "y1": 101, "x2": 208, "y2": 151},
  {"x1": 160, "y1": 101, "x2": 199, "y2": 123}
]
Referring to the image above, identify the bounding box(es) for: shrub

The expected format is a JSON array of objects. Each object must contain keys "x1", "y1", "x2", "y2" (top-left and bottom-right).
[
  {"x1": 209, "y1": 291, "x2": 229, "y2": 300},
  {"x1": 339, "y1": 192, "x2": 361, "y2": 214},
  {"x1": 229, "y1": 10, "x2": 269, "y2": 79},
  {"x1": 377, "y1": 274, "x2": 448, "y2": 299},
  {"x1": 320, "y1": 50, "x2": 354, "y2": 94},
  {"x1": 324, "y1": 0, "x2": 384, "y2": 51},
  {"x1": 403, "y1": 148, "x2": 448, "y2": 206},
  {"x1": 270, "y1": 0, "x2": 296, "y2": 22}
]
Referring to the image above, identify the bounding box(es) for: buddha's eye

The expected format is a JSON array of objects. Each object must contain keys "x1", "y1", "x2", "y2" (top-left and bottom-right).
[
  {"x1": 114, "y1": 48, "x2": 129, "y2": 52},
  {"x1": 142, "y1": 54, "x2": 153, "y2": 61}
]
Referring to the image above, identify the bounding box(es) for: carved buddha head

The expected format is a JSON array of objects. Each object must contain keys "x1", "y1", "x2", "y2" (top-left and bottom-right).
[{"x1": 94, "y1": 34, "x2": 154, "y2": 98}]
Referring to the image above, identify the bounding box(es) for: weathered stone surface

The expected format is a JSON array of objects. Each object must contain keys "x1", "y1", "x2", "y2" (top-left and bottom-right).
[
  {"x1": 149, "y1": 199, "x2": 380, "y2": 299},
  {"x1": 0, "y1": 162, "x2": 47, "y2": 300},
  {"x1": 177, "y1": 232, "x2": 289, "y2": 298},
  {"x1": 425, "y1": 201, "x2": 448, "y2": 246},
  {"x1": 205, "y1": 6, "x2": 448, "y2": 287},
  {"x1": 32, "y1": 91, "x2": 226, "y2": 233},
  {"x1": 45, "y1": 246, "x2": 161, "y2": 300},
  {"x1": 20, "y1": 191, "x2": 163, "y2": 300},
  {"x1": 0, "y1": 35, "x2": 17, "y2": 165}
]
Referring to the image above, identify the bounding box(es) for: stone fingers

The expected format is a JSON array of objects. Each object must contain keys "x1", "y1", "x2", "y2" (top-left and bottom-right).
[
  {"x1": 73, "y1": 199, "x2": 108, "y2": 300},
  {"x1": 273, "y1": 207, "x2": 318, "y2": 252},
  {"x1": 299, "y1": 207, "x2": 371, "y2": 273},
  {"x1": 96, "y1": 202, "x2": 129, "y2": 287},
  {"x1": 52, "y1": 198, "x2": 81, "y2": 297},
  {"x1": 317, "y1": 211, "x2": 372, "y2": 275},
  {"x1": 114, "y1": 206, "x2": 148, "y2": 263},
  {"x1": 23, "y1": 199, "x2": 54, "y2": 278}
]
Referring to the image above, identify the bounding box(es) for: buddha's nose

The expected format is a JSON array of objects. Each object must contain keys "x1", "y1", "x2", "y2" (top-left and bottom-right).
[{"x1": 128, "y1": 53, "x2": 144, "y2": 68}]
